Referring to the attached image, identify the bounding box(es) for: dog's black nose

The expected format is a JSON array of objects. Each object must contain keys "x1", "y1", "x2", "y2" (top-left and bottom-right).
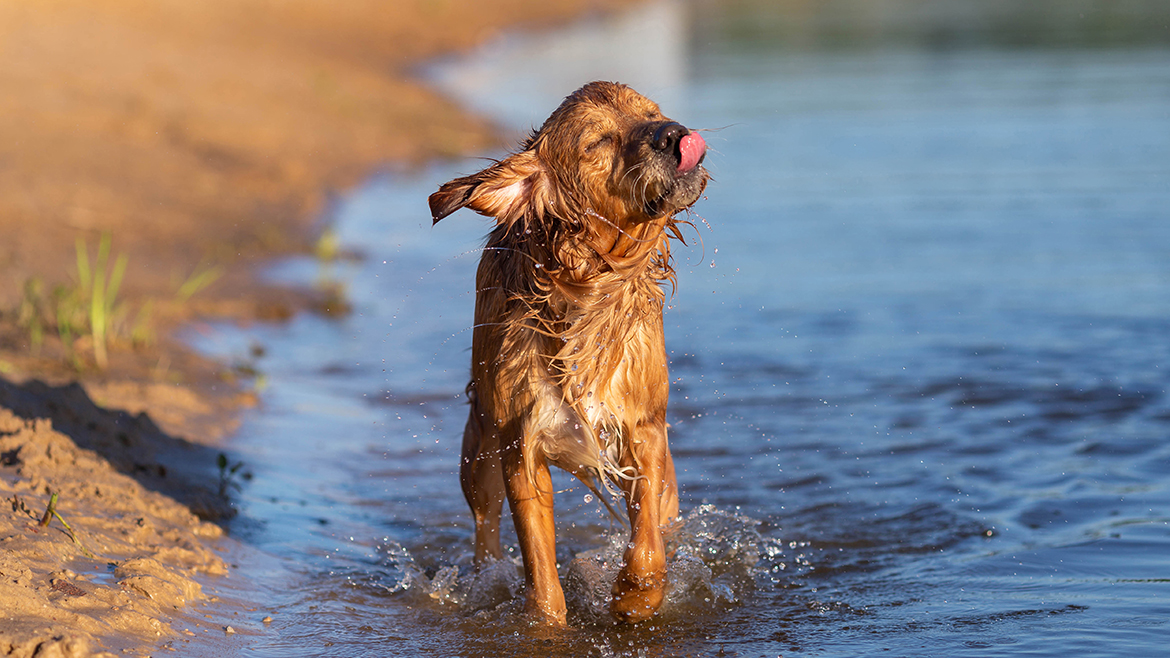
[{"x1": 651, "y1": 122, "x2": 688, "y2": 153}]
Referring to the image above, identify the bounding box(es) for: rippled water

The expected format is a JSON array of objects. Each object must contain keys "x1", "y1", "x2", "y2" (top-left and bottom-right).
[{"x1": 191, "y1": 2, "x2": 1170, "y2": 656}]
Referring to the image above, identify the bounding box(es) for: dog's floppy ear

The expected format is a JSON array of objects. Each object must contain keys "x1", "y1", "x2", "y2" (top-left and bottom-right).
[{"x1": 429, "y1": 150, "x2": 548, "y2": 225}]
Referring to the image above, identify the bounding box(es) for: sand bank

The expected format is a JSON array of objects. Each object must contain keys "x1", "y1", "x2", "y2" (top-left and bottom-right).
[{"x1": 0, "y1": 0, "x2": 636, "y2": 654}]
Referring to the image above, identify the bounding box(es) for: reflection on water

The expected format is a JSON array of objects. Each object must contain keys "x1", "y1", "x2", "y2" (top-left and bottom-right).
[{"x1": 192, "y1": 1, "x2": 1170, "y2": 656}]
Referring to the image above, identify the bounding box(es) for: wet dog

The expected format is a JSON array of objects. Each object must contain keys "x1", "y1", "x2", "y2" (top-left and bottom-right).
[{"x1": 429, "y1": 81, "x2": 708, "y2": 624}]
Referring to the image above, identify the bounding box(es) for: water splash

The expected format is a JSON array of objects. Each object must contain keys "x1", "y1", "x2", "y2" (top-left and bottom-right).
[
  {"x1": 367, "y1": 539, "x2": 524, "y2": 613},
  {"x1": 565, "y1": 505, "x2": 770, "y2": 623},
  {"x1": 358, "y1": 505, "x2": 777, "y2": 627}
]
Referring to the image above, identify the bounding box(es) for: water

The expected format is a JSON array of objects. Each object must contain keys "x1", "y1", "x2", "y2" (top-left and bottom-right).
[{"x1": 191, "y1": 2, "x2": 1170, "y2": 655}]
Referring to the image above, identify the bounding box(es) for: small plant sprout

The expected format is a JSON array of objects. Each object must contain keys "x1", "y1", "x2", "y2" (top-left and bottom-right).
[
  {"x1": 76, "y1": 232, "x2": 128, "y2": 370},
  {"x1": 11, "y1": 232, "x2": 213, "y2": 370},
  {"x1": 176, "y1": 264, "x2": 223, "y2": 304},
  {"x1": 314, "y1": 228, "x2": 340, "y2": 263},
  {"x1": 217, "y1": 453, "x2": 247, "y2": 499},
  {"x1": 17, "y1": 278, "x2": 47, "y2": 355},
  {"x1": 37, "y1": 492, "x2": 97, "y2": 559}
]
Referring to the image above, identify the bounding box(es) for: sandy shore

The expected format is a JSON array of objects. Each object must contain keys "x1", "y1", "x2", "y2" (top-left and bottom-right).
[{"x1": 0, "y1": 0, "x2": 635, "y2": 654}]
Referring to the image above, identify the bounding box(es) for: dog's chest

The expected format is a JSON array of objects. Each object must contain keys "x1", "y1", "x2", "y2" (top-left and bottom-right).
[{"x1": 552, "y1": 286, "x2": 668, "y2": 430}]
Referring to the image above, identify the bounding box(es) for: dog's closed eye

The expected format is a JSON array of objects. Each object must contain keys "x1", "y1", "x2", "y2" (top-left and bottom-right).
[{"x1": 584, "y1": 134, "x2": 616, "y2": 153}]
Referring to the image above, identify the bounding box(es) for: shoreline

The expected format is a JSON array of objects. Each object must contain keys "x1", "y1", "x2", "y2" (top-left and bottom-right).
[{"x1": 0, "y1": 1, "x2": 639, "y2": 654}]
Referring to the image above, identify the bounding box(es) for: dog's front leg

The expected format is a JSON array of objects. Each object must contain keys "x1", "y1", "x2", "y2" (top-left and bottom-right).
[
  {"x1": 610, "y1": 418, "x2": 672, "y2": 623},
  {"x1": 503, "y1": 442, "x2": 567, "y2": 625}
]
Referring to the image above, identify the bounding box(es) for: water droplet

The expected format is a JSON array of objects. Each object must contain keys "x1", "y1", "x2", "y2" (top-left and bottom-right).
[{"x1": 584, "y1": 494, "x2": 594, "y2": 503}]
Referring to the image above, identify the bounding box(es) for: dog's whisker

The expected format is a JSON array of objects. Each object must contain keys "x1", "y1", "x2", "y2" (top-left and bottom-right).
[
  {"x1": 631, "y1": 170, "x2": 653, "y2": 213},
  {"x1": 618, "y1": 161, "x2": 645, "y2": 188},
  {"x1": 620, "y1": 161, "x2": 645, "y2": 182},
  {"x1": 691, "y1": 123, "x2": 738, "y2": 134}
]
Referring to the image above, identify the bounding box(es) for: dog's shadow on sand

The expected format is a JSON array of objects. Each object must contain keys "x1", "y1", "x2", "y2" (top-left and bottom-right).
[{"x1": 0, "y1": 377, "x2": 238, "y2": 522}]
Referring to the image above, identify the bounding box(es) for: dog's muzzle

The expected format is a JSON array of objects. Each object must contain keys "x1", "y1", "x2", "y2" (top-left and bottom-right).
[{"x1": 651, "y1": 122, "x2": 707, "y2": 173}]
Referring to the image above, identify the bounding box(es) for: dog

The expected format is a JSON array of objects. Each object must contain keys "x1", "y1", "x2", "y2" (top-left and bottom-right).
[{"x1": 429, "y1": 81, "x2": 708, "y2": 624}]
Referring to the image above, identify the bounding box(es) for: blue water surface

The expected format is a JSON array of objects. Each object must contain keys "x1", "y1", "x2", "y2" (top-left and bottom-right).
[{"x1": 190, "y1": 3, "x2": 1170, "y2": 656}]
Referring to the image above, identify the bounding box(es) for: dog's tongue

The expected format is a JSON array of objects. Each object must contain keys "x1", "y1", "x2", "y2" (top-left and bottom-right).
[{"x1": 677, "y1": 131, "x2": 706, "y2": 173}]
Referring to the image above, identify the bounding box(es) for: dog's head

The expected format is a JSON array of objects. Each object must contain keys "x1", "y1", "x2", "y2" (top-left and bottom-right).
[{"x1": 429, "y1": 81, "x2": 708, "y2": 230}]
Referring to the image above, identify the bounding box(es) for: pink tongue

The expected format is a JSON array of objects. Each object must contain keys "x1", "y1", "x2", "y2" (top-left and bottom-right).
[{"x1": 677, "y1": 131, "x2": 706, "y2": 172}]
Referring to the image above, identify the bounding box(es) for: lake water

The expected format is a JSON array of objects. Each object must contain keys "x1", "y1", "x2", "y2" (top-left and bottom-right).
[{"x1": 191, "y1": 2, "x2": 1170, "y2": 656}]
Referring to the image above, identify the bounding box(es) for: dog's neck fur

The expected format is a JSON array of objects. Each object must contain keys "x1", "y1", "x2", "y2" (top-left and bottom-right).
[
  {"x1": 482, "y1": 208, "x2": 678, "y2": 496},
  {"x1": 489, "y1": 208, "x2": 677, "y2": 334}
]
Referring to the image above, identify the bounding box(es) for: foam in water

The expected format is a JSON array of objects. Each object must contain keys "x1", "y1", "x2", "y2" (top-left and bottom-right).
[{"x1": 367, "y1": 505, "x2": 775, "y2": 624}]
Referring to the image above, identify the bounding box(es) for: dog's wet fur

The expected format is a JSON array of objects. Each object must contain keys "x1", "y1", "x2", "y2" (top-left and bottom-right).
[{"x1": 430, "y1": 81, "x2": 709, "y2": 624}]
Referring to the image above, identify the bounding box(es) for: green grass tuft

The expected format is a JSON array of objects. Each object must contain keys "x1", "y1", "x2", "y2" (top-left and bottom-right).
[
  {"x1": 11, "y1": 233, "x2": 223, "y2": 371},
  {"x1": 77, "y1": 233, "x2": 129, "y2": 370}
]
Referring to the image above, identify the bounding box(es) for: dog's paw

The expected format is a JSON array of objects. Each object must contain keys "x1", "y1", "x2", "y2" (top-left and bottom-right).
[{"x1": 609, "y1": 568, "x2": 666, "y2": 623}]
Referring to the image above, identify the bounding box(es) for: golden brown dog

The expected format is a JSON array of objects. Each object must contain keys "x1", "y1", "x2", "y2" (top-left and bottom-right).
[{"x1": 429, "y1": 81, "x2": 708, "y2": 624}]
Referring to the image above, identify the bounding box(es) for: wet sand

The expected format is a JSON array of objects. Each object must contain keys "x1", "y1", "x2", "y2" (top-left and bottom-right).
[{"x1": 0, "y1": 0, "x2": 634, "y2": 654}]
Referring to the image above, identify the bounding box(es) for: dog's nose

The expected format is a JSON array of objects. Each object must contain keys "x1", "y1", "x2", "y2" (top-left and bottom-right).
[{"x1": 651, "y1": 122, "x2": 688, "y2": 154}]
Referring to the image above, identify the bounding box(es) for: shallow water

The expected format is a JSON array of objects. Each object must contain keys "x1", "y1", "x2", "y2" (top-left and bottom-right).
[{"x1": 192, "y1": 2, "x2": 1170, "y2": 656}]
